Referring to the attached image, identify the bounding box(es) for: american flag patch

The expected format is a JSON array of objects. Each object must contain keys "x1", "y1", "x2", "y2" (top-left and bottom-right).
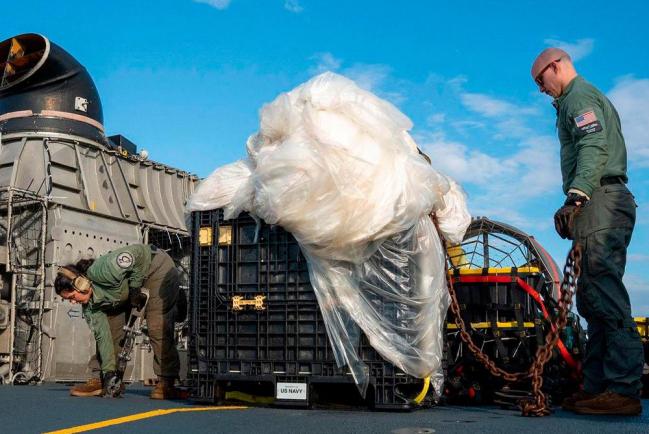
[{"x1": 575, "y1": 110, "x2": 597, "y2": 127}]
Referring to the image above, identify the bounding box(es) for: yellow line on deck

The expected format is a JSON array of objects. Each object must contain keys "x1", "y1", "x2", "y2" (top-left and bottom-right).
[{"x1": 43, "y1": 406, "x2": 248, "y2": 434}]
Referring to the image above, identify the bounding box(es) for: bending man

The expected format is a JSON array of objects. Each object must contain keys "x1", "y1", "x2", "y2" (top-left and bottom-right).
[{"x1": 55, "y1": 244, "x2": 185, "y2": 399}]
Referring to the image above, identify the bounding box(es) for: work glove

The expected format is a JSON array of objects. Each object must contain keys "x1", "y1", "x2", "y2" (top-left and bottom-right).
[
  {"x1": 129, "y1": 287, "x2": 148, "y2": 311},
  {"x1": 554, "y1": 192, "x2": 589, "y2": 240},
  {"x1": 101, "y1": 371, "x2": 123, "y2": 398}
]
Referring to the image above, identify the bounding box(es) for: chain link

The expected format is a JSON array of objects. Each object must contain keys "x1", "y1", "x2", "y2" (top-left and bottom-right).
[{"x1": 444, "y1": 237, "x2": 582, "y2": 417}]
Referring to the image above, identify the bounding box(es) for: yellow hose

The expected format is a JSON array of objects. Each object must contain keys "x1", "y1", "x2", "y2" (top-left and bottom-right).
[{"x1": 412, "y1": 376, "x2": 431, "y2": 404}]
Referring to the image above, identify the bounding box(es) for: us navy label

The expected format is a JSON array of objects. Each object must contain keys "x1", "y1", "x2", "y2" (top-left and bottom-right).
[{"x1": 276, "y1": 382, "x2": 307, "y2": 400}]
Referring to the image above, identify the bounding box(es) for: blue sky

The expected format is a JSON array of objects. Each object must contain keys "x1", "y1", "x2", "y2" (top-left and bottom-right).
[{"x1": 3, "y1": 0, "x2": 649, "y2": 314}]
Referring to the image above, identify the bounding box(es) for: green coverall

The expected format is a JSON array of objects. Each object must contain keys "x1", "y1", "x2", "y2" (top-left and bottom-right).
[
  {"x1": 554, "y1": 76, "x2": 643, "y2": 398},
  {"x1": 84, "y1": 244, "x2": 182, "y2": 379}
]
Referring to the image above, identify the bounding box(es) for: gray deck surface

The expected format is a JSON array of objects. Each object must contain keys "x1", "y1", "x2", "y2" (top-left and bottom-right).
[{"x1": 1, "y1": 383, "x2": 647, "y2": 433}]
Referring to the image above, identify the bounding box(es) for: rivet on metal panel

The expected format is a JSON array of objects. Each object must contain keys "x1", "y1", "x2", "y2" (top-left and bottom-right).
[
  {"x1": 218, "y1": 226, "x2": 232, "y2": 246},
  {"x1": 199, "y1": 227, "x2": 212, "y2": 246}
]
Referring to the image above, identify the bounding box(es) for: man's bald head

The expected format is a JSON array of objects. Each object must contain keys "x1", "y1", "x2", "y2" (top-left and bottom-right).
[
  {"x1": 531, "y1": 47, "x2": 578, "y2": 98},
  {"x1": 531, "y1": 47, "x2": 571, "y2": 79}
]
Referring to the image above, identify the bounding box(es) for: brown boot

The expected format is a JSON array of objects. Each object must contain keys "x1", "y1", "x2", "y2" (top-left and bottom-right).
[
  {"x1": 70, "y1": 378, "x2": 103, "y2": 397},
  {"x1": 574, "y1": 391, "x2": 642, "y2": 416},
  {"x1": 561, "y1": 390, "x2": 597, "y2": 412},
  {"x1": 150, "y1": 377, "x2": 188, "y2": 400}
]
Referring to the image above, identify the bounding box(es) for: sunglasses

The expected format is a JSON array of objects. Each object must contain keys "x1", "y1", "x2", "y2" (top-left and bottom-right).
[{"x1": 535, "y1": 58, "x2": 562, "y2": 87}]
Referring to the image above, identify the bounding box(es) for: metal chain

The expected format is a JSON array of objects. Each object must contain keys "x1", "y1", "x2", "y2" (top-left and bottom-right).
[
  {"x1": 444, "y1": 236, "x2": 582, "y2": 416},
  {"x1": 519, "y1": 244, "x2": 581, "y2": 416}
]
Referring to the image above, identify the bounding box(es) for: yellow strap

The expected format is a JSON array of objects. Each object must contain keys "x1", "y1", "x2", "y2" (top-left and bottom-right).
[
  {"x1": 412, "y1": 376, "x2": 430, "y2": 404},
  {"x1": 448, "y1": 266, "x2": 541, "y2": 275},
  {"x1": 447, "y1": 321, "x2": 536, "y2": 330}
]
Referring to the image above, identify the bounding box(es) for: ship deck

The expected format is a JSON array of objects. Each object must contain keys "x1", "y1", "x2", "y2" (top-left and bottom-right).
[{"x1": 1, "y1": 383, "x2": 647, "y2": 433}]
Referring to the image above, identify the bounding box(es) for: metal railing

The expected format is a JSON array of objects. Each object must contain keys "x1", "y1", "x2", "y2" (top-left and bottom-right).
[{"x1": 0, "y1": 186, "x2": 48, "y2": 384}]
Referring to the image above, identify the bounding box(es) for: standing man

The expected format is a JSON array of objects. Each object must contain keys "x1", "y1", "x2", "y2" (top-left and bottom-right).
[
  {"x1": 531, "y1": 48, "x2": 643, "y2": 415},
  {"x1": 54, "y1": 244, "x2": 186, "y2": 400}
]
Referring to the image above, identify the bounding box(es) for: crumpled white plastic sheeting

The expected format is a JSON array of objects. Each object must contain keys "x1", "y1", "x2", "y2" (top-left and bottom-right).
[
  {"x1": 187, "y1": 72, "x2": 471, "y2": 395},
  {"x1": 186, "y1": 159, "x2": 255, "y2": 220},
  {"x1": 434, "y1": 177, "x2": 472, "y2": 246}
]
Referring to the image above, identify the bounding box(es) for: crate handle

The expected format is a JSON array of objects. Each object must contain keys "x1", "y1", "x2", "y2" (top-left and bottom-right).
[{"x1": 232, "y1": 295, "x2": 266, "y2": 311}]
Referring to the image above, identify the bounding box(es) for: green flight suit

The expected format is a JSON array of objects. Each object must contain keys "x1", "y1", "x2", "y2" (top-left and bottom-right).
[
  {"x1": 554, "y1": 76, "x2": 643, "y2": 398},
  {"x1": 84, "y1": 244, "x2": 182, "y2": 379}
]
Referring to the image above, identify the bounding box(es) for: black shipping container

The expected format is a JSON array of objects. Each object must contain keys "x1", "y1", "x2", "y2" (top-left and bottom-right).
[{"x1": 188, "y1": 210, "x2": 430, "y2": 410}]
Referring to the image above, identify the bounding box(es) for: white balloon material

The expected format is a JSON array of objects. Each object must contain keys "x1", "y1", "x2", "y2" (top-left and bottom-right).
[
  {"x1": 186, "y1": 159, "x2": 254, "y2": 220},
  {"x1": 187, "y1": 72, "x2": 471, "y2": 395}
]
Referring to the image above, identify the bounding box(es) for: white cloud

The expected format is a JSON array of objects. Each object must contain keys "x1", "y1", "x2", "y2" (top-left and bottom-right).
[
  {"x1": 411, "y1": 70, "x2": 564, "y2": 231},
  {"x1": 460, "y1": 93, "x2": 517, "y2": 117},
  {"x1": 284, "y1": 0, "x2": 303, "y2": 13},
  {"x1": 544, "y1": 38, "x2": 595, "y2": 62},
  {"x1": 427, "y1": 113, "x2": 446, "y2": 125},
  {"x1": 629, "y1": 253, "x2": 649, "y2": 263},
  {"x1": 309, "y1": 52, "x2": 342, "y2": 75},
  {"x1": 493, "y1": 118, "x2": 536, "y2": 141},
  {"x1": 418, "y1": 132, "x2": 508, "y2": 185},
  {"x1": 458, "y1": 93, "x2": 541, "y2": 143},
  {"x1": 451, "y1": 120, "x2": 484, "y2": 133},
  {"x1": 469, "y1": 206, "x2": 535, "y2": 230},
  {"x1": 444, "y1": 75, "x2": 468, "y2": 90},
  {"x1": 607, "y1": 76, "x2": 649, "y2": 167},
  {"x1": 193, "y1": 0, "x2": 231, "y2": 9},
  {"x1": 308, "y1": 57, "x2": 406, "y2": 105},
  {"x1": 460, "y1": 93, "x2": 538, "y2": 119},
  {"x1": 343, "y1": 63, "x2": 392, "y2": 93},
  {"x1": 418, "y1": 86, "x2": 560, "y2": 230},
  {"x1": 419, "y1": 131, "x2": 558, "y2": 201},
  {"x1": 511, "y1": 135, "x2": 560, "y2": 197}
]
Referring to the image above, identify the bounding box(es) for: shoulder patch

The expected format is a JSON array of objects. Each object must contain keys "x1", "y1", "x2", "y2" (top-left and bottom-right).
[
  {"x1": 574, "y1": 110, "x2": 602, "y2": 135},
  {"x1": 116, "y1": 252, "x2": 134, "y2": 269}
]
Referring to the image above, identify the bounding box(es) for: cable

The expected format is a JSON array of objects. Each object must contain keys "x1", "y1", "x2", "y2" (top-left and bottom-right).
[{"x1": 412, "y1": 376, "x2": 431, "y2": 404}]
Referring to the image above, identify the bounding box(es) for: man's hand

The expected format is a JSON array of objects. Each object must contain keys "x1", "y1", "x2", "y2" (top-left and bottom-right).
[
  {"x1": 554, "y1": 192, "x2": 589, "y2": 240},
  {"x1": 129, "y1": 288, "x2": 148, "y2": 311}
]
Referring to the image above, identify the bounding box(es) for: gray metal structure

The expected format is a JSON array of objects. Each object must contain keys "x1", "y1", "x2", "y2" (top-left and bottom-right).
[{"x1": 0, "y1": 33, "x2": 198, "y2": 384}]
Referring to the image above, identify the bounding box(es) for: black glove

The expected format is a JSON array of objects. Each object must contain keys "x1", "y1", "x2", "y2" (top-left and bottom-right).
[
  {"x1": 129, "y1": 288, "x2": 148, "y2": 310},
  {"x1": 554, "y1": 193, "x2": 589, "y2": 240},
  {"x1": 564, "y1": 192, "x2": 589, "y2": 207},
  {"x1": 101, "y1": 371, "x2": 123, "y2": 397}
]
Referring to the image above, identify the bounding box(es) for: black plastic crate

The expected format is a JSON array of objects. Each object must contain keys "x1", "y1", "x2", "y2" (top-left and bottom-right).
[
  {"x1": 189, "y1": 209, "x2": 428, "y2": 410},
  {"x1": 448, "y1": 269, "x2": 544, "y2": 324}
]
